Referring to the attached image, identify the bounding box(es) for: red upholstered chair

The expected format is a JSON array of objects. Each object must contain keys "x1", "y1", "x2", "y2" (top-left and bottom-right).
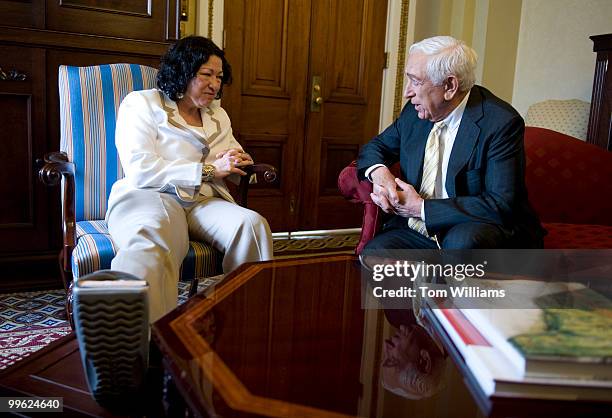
[{"x1": 338, "y1": 127, "x2": 612, "y2": 252}]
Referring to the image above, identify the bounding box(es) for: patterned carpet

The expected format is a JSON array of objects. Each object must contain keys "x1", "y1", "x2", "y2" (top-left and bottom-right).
[
  {"x1": 0, "y1": 233, "x2": 359, "y2": 370},
  {"x1": 0, "y1": 290, "x2": 71, "y2": 370}
]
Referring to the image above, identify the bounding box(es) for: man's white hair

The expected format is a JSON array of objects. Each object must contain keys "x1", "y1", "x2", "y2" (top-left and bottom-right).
[{"x1": 409, "y1": 36, "x2": 477, "y2": 92}]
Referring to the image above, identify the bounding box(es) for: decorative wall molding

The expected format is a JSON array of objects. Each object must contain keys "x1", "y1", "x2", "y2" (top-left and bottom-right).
[
  {"x1": 392, "y1": 0, "x2": 409, "y2": 120},
  {"x1": 208, "y1": 0, "x2": 214, "y2": 39},
  {"x1": 0, "y1": 67, "x2": 27, "y2": 81}
]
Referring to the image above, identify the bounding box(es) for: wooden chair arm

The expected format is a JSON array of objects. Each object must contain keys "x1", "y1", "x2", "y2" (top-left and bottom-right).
[
  {"x1": 236, "y1": 163, "x2": 278, "y2": 207},
  {"x1": 38, "y1": 151, "x2": 76, "y2": 274},
  {"x1": 38, "y1": 151, "x2": 75, "y2": 184}
]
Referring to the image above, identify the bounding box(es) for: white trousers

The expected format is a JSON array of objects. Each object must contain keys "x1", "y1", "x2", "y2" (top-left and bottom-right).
[{"x1": 106, "y1": 189, "x2": 273, "y2": 322}]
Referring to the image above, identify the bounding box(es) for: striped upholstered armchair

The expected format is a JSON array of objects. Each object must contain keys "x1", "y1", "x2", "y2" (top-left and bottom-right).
[{"x1": 39, "y1": 63, "x2": 276, "y2": 325}]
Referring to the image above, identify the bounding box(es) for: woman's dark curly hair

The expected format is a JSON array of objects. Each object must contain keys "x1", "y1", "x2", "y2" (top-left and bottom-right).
[{"x1": 156, "y1": 36, "x2": 232, "y2": 101}]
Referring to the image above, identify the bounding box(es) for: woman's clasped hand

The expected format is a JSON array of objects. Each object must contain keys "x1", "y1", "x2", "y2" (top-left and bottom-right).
[{"x1": 212, "y1": 148, "x2": 254, "y2": 178}]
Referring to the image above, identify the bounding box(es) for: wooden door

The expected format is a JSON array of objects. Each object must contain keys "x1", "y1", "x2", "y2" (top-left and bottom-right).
[{"x1": 224, "y1": 0, "x2": 387, "y2": 232}]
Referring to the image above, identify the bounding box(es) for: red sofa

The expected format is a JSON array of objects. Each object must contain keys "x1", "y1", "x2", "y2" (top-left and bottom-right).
[{"x1": 339, "y1": 127, "x2": 612, "y2": 253}]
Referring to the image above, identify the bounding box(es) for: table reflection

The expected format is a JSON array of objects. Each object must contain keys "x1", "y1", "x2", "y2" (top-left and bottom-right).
[
  {"x1": 155, "y1": 256, "x2": 480, "y2": 418},
  {"x1": 381, "y1": 309, "x2": 448, "y2": 400}
]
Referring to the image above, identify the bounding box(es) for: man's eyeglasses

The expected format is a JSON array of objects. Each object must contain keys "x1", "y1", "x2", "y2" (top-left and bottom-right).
[{"x1": 406, "y1": 75, "x2": 426, "y2": 87}]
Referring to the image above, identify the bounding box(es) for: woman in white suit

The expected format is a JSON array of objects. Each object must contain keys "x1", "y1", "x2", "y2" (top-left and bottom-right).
[
  {"x1": 74, "y1": 36, "x2": 274, "y2": 407},
  {"x1": 106, "y1": 36, "x2": 274, "y2": 322}
]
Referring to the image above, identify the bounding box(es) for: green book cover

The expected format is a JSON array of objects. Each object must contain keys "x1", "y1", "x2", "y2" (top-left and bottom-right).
[{"x1": 509, "y1": 288, "x2": 612, "y2": 362}]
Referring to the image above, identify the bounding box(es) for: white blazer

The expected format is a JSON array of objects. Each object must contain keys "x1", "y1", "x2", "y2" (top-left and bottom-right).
[{"x1": 108, "y1": 88, "x2": 242, "y2": 209}]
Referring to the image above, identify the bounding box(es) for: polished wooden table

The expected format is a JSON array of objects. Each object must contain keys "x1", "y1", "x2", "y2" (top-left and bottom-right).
[
  {"x1": 1, "y1": 255, "x2": 603, "y2": 417},
  {"x1": 152, "y1": 255, "x2": 481, "y2": 418},
  {"x1": 0, "y1": 334, "x2": 127, "y2": 417}
]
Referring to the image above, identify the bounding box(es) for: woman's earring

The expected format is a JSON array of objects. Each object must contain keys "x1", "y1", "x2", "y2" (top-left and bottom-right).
[{"x1": 177, "y1": 92, "x2": 184, "y2": 99}]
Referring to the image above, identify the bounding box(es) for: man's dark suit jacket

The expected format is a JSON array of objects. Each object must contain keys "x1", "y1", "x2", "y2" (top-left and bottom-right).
[{"x1": 357, "y1": 85, "x2": 544, "y2": 246}]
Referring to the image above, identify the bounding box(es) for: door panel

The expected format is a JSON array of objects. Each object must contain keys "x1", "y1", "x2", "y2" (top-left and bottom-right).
[
  {"x1": 224, "y1": 0, "x2": 310, "y2": 231},
  {"x1": 0, "y1": 0, "x2": 44, "y2": 28},
  {"x1": 224, "y1": 0, "x2": 386, "y2": 231},
  {"x1": 240, "y1": 96, "x2": 290, "y2": 133},
  {"x1": 45, "y1": 0, "x2": 178, "y2": 42},
  {"x1": 243, "y1": 0, "x2": 291, "y2": 97},
  {"x1": 302, "y1": 0, "x2": 387, "y2": 230},
  {"x1": 0, "y1": 46, "x2": 47, "y2": 253}
]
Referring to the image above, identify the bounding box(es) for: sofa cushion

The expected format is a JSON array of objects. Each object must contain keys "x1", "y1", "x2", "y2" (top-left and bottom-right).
[
  {"x1": 525, "y1": 127, "x2": 612, "y2": 226},
  {"x1": 543, "y1": 223, "x2": 612, "y2": 249}
]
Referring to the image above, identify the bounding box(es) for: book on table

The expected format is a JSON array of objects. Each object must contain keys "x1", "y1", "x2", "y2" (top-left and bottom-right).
[
  {"x1": 456, "y1": 282, "x2": 612, "y2": 382},
  {"x1": 427, "y1": 307, "x2": 612, "y2": 401},
  {"x1": 420, "y1": 275, "x2": 612, "y2": 400}
]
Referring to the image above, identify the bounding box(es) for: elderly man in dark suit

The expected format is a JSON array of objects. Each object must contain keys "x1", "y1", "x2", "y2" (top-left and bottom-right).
[{"x1": 358, "y1": 36, "x2": 544, "y2": 250}]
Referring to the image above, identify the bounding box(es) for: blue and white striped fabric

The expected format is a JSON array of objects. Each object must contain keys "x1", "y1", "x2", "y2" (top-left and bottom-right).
[
  {"x1": 72, "y1": 221, "x2": 222, "y2": 281},
  {"x1": 59, "y1": 64, "x2": 222, "y2": 282},
  {"x1": 59, "y1": 63, "x2": 158, "y2": 221}
]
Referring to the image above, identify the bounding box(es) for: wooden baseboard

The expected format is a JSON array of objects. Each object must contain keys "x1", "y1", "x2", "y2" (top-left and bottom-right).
[{"x1": 0, "y1": 253, "x2": 63, "y2": 293}]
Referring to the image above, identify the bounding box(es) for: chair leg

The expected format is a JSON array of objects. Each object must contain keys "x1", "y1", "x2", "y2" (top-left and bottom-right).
[
  {"x1": 188, "y1": 278, "x2": 200, "y2": 298},
  {"x1": 58, "y1": 248, "x2": 72, "y2": 291},
  {"x1": 65, "y1": 281, "x2": 75, "y2": 330},
  {"x1": 58, "y1": 249, "x2": 75, "y2": 330}
]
